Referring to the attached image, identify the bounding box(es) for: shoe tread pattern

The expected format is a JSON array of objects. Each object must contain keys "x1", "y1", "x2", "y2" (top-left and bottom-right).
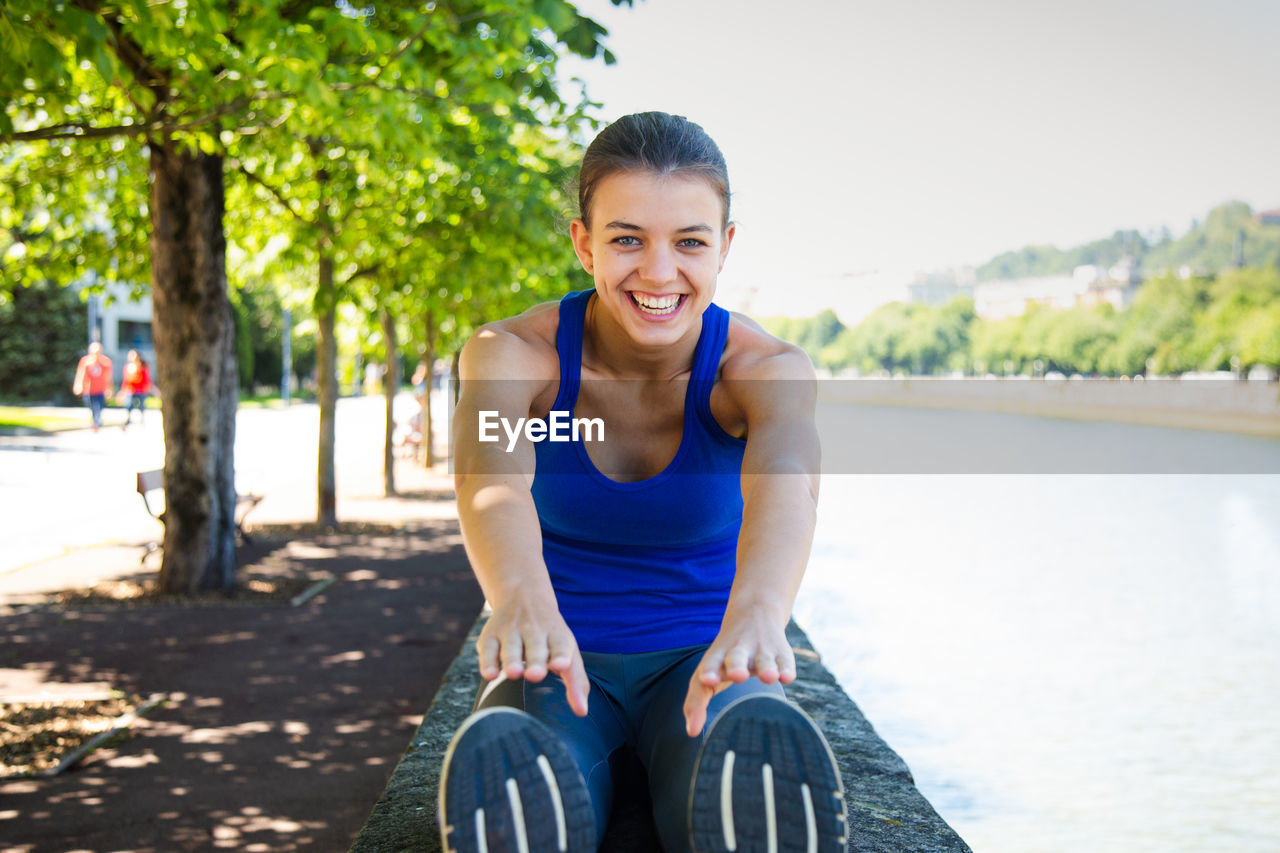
[
  {"x1": 441, "y1": 709, "x2": 596, "y2": 853},
  {"x1": 690, "y1": 697, "x2": 847, "y2": 853}
]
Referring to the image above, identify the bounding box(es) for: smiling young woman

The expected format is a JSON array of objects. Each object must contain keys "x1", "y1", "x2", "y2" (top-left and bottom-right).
[
  {"x1": 444, "y1": 112, "x2": 846, "y2": 853},
  {"x1": 569, "y1": 170, "x2": 734, "y2": 356}
]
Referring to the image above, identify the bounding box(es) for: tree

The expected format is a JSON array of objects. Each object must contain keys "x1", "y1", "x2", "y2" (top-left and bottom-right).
[
  {"x1": 970, "y1": 311, "x2": 1029, "y2": 375},
  {"x1": 226, "y1": 9, "x2": 611, "y2": 524},
  {"x1": 0, "y1": 278, "x2": 87, "y2": 402},
  {"x1": 2, "y1": 1, "x2": 247, "y2": 591},
  {"x1": 820, "y1": 301, "x2": 914, "y2": 374},
  {"x1": 1038, "y1": 305, "x2": 1118, "y2": 375},
  {"x1": 1187, "y1": 266, "x2": 1280, "y2": 371},
  {"x1": 1, "y1": 0, "x2": 628, "y2": 584},
  {"x1": 1238, "y1": 303, "x2": 1280, "y2": 370}
]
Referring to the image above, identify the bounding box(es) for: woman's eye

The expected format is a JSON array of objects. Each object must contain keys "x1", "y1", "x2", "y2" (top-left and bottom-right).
[
  {"x1": 611, "y1": 235, "x2": 639, "y2": 246},
  {"x1": 677, "y1": 238, "x2": 707, "y2": 249}
]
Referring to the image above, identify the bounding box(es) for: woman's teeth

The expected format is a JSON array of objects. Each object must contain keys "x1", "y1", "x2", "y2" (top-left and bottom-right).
[{"x1": 631, "y1": 293, "x2": 681, "y2": 315}]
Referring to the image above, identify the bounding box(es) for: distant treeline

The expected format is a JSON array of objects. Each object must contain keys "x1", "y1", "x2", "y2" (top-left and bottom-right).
[
  {"x1": 975, "y1": 201, "x2": 1280, "y2": 282},
  {"x1": 765, "y1": 266, "x2": 1280, "y2": 376}
]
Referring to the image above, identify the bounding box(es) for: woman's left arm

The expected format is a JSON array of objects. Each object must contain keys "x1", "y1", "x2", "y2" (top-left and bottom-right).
[{"x1": 683, "y1": 343, "x2": 820, "y2": 736}]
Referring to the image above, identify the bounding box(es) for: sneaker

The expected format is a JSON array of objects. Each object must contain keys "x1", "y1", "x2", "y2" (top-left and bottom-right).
[
  {"x1": 439, "y1": 707, "x2": 596, "y2": 853},
  {"x1": 689, "y1": 695, "x2": 847, "y2": 853}
]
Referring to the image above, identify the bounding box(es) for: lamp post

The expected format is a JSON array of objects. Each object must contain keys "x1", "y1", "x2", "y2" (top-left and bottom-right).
[{"x1": 281, "y1": 307, "x2": 292, "y2": 405}]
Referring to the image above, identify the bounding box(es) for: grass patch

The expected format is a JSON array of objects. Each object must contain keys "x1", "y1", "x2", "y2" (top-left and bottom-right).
[
  {"x1": 0, "y1": 406, "x2": 86, "y2": 433},
  {"x1": 238, "y1": 392, "x2": 317, "y2": 409}
]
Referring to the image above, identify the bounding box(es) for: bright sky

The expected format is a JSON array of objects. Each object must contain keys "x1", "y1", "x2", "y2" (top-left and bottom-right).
[{"x1": 557, "y1": 0, "x2": 1280, "y2": 320}]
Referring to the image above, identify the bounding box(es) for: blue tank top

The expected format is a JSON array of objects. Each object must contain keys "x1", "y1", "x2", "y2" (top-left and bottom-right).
[{"x1": 531, "y1": 289, "x2": 747, "y2": 653}]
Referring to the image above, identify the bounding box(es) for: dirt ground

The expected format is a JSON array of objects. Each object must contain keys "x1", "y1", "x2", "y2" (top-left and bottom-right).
[{"x1": 0, "y1": 518, "x2": 484, "y2": 853}]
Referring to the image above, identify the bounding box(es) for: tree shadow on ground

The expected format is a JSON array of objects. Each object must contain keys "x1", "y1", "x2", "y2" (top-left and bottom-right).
[{"x1": 1, "y1": 519, "x2": 483, "y2": 852}]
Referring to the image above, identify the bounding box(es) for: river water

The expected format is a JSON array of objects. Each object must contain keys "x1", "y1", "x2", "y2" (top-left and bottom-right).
[{"x1": 794, "y1": 405, "x2": 1280, "y2": 852}]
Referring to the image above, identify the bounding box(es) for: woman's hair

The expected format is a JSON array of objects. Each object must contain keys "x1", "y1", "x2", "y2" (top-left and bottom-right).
[{"x1": 576, "y1": 112, "x2": 730, "y2": 229}]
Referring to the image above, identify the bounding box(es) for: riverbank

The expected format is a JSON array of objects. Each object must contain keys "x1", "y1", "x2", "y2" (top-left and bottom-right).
[{"x1": 819, "y1": 376, "x2": 1280, "y2": 438}]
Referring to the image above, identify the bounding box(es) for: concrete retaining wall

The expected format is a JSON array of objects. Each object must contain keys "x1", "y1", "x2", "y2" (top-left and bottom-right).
[
  {"x1": 820, "y1": 377, "x2": 1280, "y2": 437},
  {"x1": 351, "y1": 613, "x2": 970, "y2": 853}
]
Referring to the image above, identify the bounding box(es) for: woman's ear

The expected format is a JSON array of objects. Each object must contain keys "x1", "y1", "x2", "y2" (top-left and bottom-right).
[
  {"x1": 718, "y1": 222, "x2": 737, "y2": 272},
  {"x1": 569, "y1": 219, "x2": 594, "y2": 275}
]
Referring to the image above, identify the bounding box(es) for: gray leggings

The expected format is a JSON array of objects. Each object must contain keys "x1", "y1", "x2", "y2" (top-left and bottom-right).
[{"x1": 475, "y1": 643, "x2": 784, "y2": 853}]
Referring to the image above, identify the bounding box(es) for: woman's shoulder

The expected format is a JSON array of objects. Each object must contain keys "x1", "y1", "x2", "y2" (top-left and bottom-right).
[
  {"x1": 720, "y1": 310, "x2": 816, "y2": 382},
  {"x1": 460, "y1": 298, "x2": 563, "y2": 381}
]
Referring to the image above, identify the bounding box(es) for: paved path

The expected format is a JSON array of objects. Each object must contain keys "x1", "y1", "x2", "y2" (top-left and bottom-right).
[
  {"x1": 1, "y1": 518, "x2": 484, "y2": 853},
  {"x1": 0, "y1": 393, "x2": 479, "y2": 852},
  {"x1": 0, "y1": 393, "x2": 453, "y2": 586}
]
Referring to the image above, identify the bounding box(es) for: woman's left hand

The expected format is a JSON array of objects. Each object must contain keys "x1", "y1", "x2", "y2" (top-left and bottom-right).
[{"x1": 682, "y1": 608, "x2": 796, "y2": 737}]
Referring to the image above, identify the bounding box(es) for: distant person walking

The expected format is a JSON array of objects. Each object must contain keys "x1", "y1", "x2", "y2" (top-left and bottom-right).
[
  {"x1": 72, "y1": 342, "x2": 114, "y2": 432},
  {"x1": 120, "y1": 350, "x2": 152, "y2": 429}
]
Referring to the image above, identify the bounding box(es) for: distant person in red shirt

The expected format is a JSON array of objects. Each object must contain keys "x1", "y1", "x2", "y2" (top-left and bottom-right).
[
  {"x1": 72, "y1": 342, "x2": 114, "y2": 432},
  {"x1": 120, "y1": 349, "x2": 153, "y2": 429}
]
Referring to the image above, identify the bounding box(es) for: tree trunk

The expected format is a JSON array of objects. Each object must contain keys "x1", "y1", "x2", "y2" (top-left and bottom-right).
[
  {"x1": 315, "y1": 253, "x2": 338, "y2": 529},
  {"x1": 381, "y1": 308, "x2": 399, "y2": 496},
  {"x1": 150, "y1": 146, "x2": 238, "y2": 594},
  {"x1": 451, "y1": 348, "x2": 461, "y2": 401},
  {"x1": 422, "y1": 308, "x2": 436, "y2": 467}
]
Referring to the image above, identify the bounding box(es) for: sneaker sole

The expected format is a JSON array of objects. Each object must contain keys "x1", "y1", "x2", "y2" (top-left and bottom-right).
[
  {"x1": 689, "y1": 695, "x2": 847, "y2": 853},
  {"x1": 439, "y1": 707, "x2": 596, "y2": 853}
]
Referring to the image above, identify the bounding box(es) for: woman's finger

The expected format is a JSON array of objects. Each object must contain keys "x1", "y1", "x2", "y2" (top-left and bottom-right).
[
  {"x1": 522, "y1": 635, "x2": 550, "y2": 682},
  {"x1": 777, "y1": 647, "x2": 798, "y2": 684},
  {"x1": 561, "y1": 651, "x2": 591, "y2": 717},
  {"x1": 546, "y1": 630, "x2": 576, "y2": 675},
  {"x1": 754, "y1": 651, "x2": 781, "y2": 684},
  {"x1": 499, "y1": 633, "x2": 526, "y2": 679},
  {"x1": 476, "y1": 633, "x2": 502, "y2": 681},
  {"x1": 722, "y1": 645, "x2": 752, "y2": 682},
  {"x1": 697, "y1": 647, "x2": 726, "y2": 687},
  {"x1": 684, "y1": 675, "x2": 715, "y2": 737}
]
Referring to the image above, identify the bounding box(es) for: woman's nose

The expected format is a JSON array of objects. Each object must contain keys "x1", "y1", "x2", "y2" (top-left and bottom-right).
[{"x1": 638, "y1": 245, "x2": 678, "y2": 284}]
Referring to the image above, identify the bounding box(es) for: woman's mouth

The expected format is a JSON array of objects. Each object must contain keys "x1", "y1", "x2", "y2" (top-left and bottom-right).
[{"x1": 628, "y1": 291, "x2": 684, "y2": 316}]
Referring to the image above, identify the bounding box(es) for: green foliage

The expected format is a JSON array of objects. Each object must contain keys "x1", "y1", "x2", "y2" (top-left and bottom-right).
[
  {"x1": 211, "y1": 0, "x2": 630, "y2": 369},
  {"x1": 2, "y1": 0, "x2": 632, "y2": 342},
  {"x1": 977, "y1": 231, "x2": 1145, "y2": 282},
  {"x1": 1039, "y1": 305, "x2": 1119, "y2": 375},
  {"x1": 0, "y1": 279, "x2": 87, "y2": 402},
  {"x1": 816, "y1": 297, "x2": 974, "y2": 375},
  {"x1": 805, "y1": 267, "x2": 1279, "y2": 376},
  {"x1": 1186, "y1": 267, "x2": 1280, "y2": 371},
  {"x1": 1238, "y1": 303, "x2": 1280, "y2": 368},
  {"x1": 761, "y1": 308, "x2": 846, "y2": 368},
  {"x1": 975, "y1": 202, "x2": 1280, "y2": 283},
  {"x1": 970, "y1": 311, "x2": 1029, "y2": 375},
  {"x1": 828, "y1": 301, "x2": 917, "y2": 374},
  {"x1": 1145, "y1": 202, "x2": 1280, "y2": 274},
  {"x1": 229, "y1": 287, "x2": 255, "y2": 391},
  {"x1": 228, "y1": 281, "x2": 297, "y2": 391}
]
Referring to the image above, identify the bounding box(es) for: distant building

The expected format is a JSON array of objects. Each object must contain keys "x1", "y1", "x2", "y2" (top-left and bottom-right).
[
  {"x1": 973, "y1": 272, "x2": 1084, "y2": 319},
  {"x1": 907, "y1": 267, "x2": 976, "y2": 306},
  {"x1": 974, "y1": 262, "x2": 1141, "y2": 319},
  {"x1": 1257, "y1": 209, "x2": 1280, "y2": 226},
  {"x1": 1078, "y1": 260, "x2": 1141, "y2": 311},
  {"x1": 80, "y1": 280, "x2": 154, "y2": 383}
]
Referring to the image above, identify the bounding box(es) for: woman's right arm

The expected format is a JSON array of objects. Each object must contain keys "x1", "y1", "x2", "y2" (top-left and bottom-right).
[{"x1": 452, "y1": 325, "x2": 590, "y2": 716}]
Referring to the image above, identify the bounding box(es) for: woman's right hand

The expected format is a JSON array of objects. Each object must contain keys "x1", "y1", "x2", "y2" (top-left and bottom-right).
[{"x1": 477, "y1": 596, "x2": 590, "y2": 717}]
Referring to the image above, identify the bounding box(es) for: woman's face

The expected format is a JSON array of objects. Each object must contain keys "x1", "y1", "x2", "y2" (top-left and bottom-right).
[{"x1": 570, "y1": 170, "x2": 734, "y2": 349}]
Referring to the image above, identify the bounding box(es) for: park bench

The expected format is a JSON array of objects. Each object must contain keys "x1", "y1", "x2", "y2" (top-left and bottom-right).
[{"x1": 135, "y1": 469, "x2": 263, "y2": 564}]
